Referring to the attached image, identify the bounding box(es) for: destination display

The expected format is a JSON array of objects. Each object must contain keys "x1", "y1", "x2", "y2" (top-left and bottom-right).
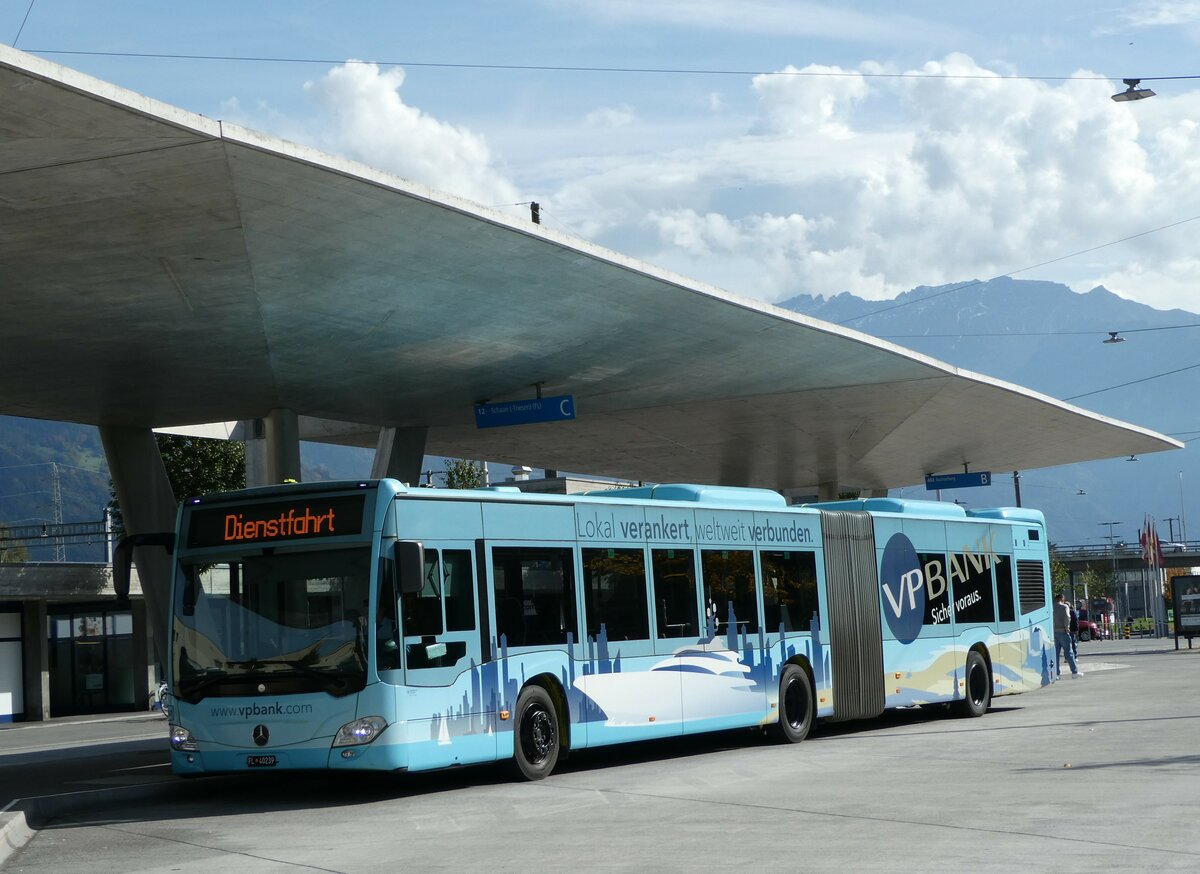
[{"x1": 186, "y1": 495, "x2": 366, "y2": 548}]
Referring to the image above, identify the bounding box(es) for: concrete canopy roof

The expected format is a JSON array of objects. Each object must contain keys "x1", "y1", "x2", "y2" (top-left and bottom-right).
[{"x1": 0, "y1": 46, "x2": 1181, "y2": 494}]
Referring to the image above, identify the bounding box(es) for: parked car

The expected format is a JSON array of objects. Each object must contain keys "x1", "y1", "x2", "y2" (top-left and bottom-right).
[{"x1": 1077, "y1": 618, "x2": 1101, "y2": 641}]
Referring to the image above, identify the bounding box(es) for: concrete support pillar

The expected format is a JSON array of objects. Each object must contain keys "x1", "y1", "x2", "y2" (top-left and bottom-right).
[
  {"x1": 371, "y1": 426, "x2": 428, "y2": 485},
  {"x1": 100, "y1": 426, "x2": 176, "y2": 672},
  {"x1": 817, "y1": 481, "x2": 840, "y2": 502},
  {"x1": 244, "y1": 417, "x2": 269, "y2": 488},
  {"x1": 21, "y1": 600, "x2": 50, "y2": 721},
  {"x1": 264, "y1": 408, "x2": 302, "y2": 484},
  {"x1": 132, "y1": 597, "x2": 154, "y2": 711}
]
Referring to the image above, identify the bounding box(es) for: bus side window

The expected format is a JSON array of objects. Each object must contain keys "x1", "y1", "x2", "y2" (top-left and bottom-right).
[
  {"x1": 403, "y1": 549, "x2": 444, "y2": 637},
  {"x1": 760, "y1": 550, "x2": 818, "y2": 633},
  {"x1": 582, "y1": 548, "x2": 650, "y2": 641},
  {"x1": 918, "y1": 552, "x2": 951, "y2": 625},
  {"x1": 949, "y1": 552, "x2": 996, "y2": 624},
  {"x1": 442, "y1": 549, "x2": 476, "y2": 631},
  {"x1": 491, "y1": 547, "x2": 577, "y2": 647},
  {"x1": 651, "y1": 549, "x2": 698, "y2": 638},
  {"x1": 700, "y1": 549, "x2": 757, "y2": 634},
  {"x1": 377, "y1": 558, "x2": 401, "y2": 671},
  {"x1": 995, "y1": 555, "x2": 1016, "y2": 622}
]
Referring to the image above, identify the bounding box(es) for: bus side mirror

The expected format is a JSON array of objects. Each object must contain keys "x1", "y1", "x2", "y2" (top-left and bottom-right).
[
  {"x1": 113, "y1": 532, "x2": 176, "y2": 607},
  {"x1": 395, "y1": 540, "x2": 425, "y2": 594}
]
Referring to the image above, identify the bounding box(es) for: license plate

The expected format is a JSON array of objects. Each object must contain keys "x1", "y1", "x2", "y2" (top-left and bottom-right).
[{"x1": 247, "y1": 755, "x2": 277, "y2": 767}]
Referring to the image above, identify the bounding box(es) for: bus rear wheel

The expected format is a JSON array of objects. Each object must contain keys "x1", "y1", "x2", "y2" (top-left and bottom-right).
[
  {"x1": 510, "y1": 685, "x2": 560, "y2": 780},
  {"x1": 772, "y1": 664, "x2": 814, "y2": 743},
  {"x1": 953, "y1": 651, "x2": 991, "y2": 718}
]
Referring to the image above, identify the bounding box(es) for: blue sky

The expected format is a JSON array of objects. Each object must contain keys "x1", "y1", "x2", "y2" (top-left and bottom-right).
[{"x1": 6, "y1": 1, "x2": 1200, "y2": 311}]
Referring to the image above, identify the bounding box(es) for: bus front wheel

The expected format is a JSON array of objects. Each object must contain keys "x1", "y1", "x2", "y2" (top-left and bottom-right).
[
  {"x1": 510, "y1": 685, "x2": 560, "y2": 780},
  {"x1": 954, "y1": 651, "x2": 991, "y2": 718},
  {"x1": 773, "y1": 664, "x2": 814, "y2": 743}
]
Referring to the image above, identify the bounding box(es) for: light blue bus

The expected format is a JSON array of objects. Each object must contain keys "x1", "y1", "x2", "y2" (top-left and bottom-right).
[{"x1": 165, "y1": 479, "x2": 1056, "y2": 779}]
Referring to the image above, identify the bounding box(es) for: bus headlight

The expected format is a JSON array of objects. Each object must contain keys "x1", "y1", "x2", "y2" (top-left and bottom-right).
[
  {"x1": 332, "y1": 716, "x2": 387, "y2": 747},
  {"x1": 169, "y1": 724, "x2": 198, "y2": 751}
]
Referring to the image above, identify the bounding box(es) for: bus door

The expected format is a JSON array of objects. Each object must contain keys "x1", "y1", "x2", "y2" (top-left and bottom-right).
[
  {"x1": 685, "y1": 544, "x2": 765, "y2": 733},
  {"x1": 399, "y1": 541, "x2": 492, "y2": 764},
  {"x1": 647, "y1": 544, "x2": 697, "y2": 735},
  {"x1": 819, "y1": 510, "x2": 885, "y2": 721},
  {"x1": 576, "y1": 544, "x2": 662, "y2": 746}
]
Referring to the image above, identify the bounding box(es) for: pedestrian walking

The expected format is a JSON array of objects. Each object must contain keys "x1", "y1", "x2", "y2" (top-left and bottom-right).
[{"x1": 1054, "y1": 594, "x2": 1082, "y2": 678}]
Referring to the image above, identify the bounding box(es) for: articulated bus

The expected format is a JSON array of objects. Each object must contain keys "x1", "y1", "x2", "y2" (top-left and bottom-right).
[{"x1": 165, "y1": 479, "x2": 1056, "y2": 780}]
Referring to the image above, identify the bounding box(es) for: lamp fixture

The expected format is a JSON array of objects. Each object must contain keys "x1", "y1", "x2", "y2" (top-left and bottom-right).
[
  {"x1": 1077, "y1": 489, "x2": 1086, "y2": 496},
  {"x1": 1127, "y1": 454, "x2": 1139, "y2": 462},
  {"x1": 1103, "y1": 331, "x2": 1125, "y2": 344},
  {"x1": 1112, "y1": 79, "x2": 1156, "y2": 102}
]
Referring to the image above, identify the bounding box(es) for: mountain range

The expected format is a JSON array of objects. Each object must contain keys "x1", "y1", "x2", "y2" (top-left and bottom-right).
[
  {"x1": 1, "y1": 277, "x2": 1194, "y2": 556},
  {"x1": 781, "y1": 277, "x2": 1197, "y2": 548}
]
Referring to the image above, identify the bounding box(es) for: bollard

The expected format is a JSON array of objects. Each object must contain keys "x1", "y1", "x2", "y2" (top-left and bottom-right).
[{"x1": 1124, "y1": 623, "x2": 1132, "y2": 639}]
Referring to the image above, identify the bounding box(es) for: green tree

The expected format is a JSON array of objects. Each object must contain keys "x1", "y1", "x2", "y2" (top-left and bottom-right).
[
  {"x1": 1049, "y1": 551, "x2": 1071, "y2": 598},
  {"x1": 443, "y1": 458, "x2": 486, "y2": 489},
  {"x1": 1079, "y1": 565, "x2": 1116, "y2": 600},
  {"x1": 0, "y1": 523, "x2": 31, "y2": 563},
  {"x1": 109, "y1": 435, "x2": 246, "y2": 532}
]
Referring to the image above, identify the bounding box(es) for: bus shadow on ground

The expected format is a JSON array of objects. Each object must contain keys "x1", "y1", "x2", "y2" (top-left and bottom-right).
[
  {"x1": 42, "y1": 701, "x2": 1022, "y2": 825},
  {"x1": 38, "y1": 706, "x2": 1024, "y2": 831}
]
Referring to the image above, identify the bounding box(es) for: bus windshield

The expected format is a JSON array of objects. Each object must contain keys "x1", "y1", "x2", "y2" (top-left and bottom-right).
[{"x1": 172, "y1": 546, "x2": 372, "y2": 702}]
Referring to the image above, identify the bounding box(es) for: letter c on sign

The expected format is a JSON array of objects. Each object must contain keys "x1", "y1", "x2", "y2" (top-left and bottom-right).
[{"x1": 560, "y1": 399, "x2": 572, "y2": 417}]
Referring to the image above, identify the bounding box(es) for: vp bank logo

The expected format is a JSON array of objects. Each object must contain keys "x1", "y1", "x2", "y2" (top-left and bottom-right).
[{"x1": 880, "y1": 533, "x2": 927, "y2": 644}]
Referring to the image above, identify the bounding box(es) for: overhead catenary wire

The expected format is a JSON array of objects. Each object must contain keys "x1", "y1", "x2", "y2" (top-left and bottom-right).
[
  {"x1": 1063, "y1": 361, "x2": 1200, "y2": 402},
  {"x1": 877, "y1": 323, "x2": 1200, "y2": 339},
  {"x1": 18, "y1": 49, "x2": 1200, "y2": 85}
]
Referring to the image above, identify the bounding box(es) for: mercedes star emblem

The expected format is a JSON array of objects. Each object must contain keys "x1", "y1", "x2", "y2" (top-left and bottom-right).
[{"x1": 253, "y1": 724, "x2": 270, "y2": 747}]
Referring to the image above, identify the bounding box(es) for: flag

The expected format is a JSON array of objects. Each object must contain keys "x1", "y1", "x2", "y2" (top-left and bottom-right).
[
  {"x1": 1152, "y1": 519, "x2": 1164, "y2": 567},
  {"x1": 1140, "y1": 515, "x2": 1151, "y2": 564}
]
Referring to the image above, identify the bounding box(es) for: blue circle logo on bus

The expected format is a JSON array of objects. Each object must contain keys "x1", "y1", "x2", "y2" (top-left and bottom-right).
[{"x1": 880, "y1": 533, "x2": 923, "y2": 644}]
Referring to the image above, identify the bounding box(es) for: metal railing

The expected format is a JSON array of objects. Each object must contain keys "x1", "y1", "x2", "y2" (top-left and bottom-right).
[{"x1": 1051, "y1": 540, "x2": 1200, "y2": 562}]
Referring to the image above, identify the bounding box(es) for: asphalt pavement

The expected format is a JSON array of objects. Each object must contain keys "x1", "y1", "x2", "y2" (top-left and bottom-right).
[{"x1": 3, "y1": 637, "x2": 1199, "y2": 873}]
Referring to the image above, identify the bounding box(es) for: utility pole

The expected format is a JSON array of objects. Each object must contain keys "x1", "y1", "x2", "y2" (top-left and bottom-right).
[{"x1": 1100, "y1": 521, "x2": 1122, "y2": 626}]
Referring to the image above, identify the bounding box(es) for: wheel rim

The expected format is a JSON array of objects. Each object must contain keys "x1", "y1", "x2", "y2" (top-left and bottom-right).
[
  {"x1": 783, "y1": 676, "x2": 809, "y2": 731},
  {"x1": 520, "y1": 703, "x2": 556, "y2": 764},
  {"x1": 967, "y1": 661, "x2": 988, "y2": 706}
]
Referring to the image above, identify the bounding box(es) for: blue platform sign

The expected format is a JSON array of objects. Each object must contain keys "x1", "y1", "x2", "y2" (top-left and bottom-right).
[
  {"x1": 924, "y1": 471, "x2": 992, "y2": 491},
  {"x1": 474, "y1": 395, "x2": 576, "y2": 429}
]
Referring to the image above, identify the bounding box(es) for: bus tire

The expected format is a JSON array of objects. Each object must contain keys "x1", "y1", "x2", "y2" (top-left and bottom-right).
[
  {"x1": 773, "y1": 664, "x2": 814, "y2": 743},
  {"x1": 954, "y1": 650, "x2": 991, "y2": 718},
  {"x1": 510, "y1": 684, "x2": 560, "y2": 780}
]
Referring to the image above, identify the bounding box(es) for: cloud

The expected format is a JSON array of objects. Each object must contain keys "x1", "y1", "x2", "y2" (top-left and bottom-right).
[
  {"x1": 531, "y1": 53, "x2": 1200, "y2": 309},
  {"x1": 1122, "y1": 1, "x2": 1200, "y2": 26},
  {"x1": 553, "y1": 0, "x2": 962, "y2": 44},
  {"x1": 297, "y1": 62, "x2": 522, "y2": 209},
  {"x1": 585, "y1": 105, "x2": 635, "y2": 128},
  {"x1": 226, "y1": 54, "x2": 1200, "y2": 312},
  {"x1": 751, "y1": 65, "x2": 868, "y2": 136}
]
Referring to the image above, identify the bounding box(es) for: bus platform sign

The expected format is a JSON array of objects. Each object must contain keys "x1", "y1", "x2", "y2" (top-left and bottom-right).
[
  {"x1": 924, "y1": 471, "x2": 992, "y2": 491},
  {"x1": 474, "y1": 395, "x2": 576, "y2": 429}
]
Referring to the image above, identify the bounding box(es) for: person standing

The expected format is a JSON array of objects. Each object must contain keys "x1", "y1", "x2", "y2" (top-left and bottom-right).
[
  {"x1": 1069, "y1": 603, "x2": 1079, "y2": 658},
  {"x1": 1054, "y1": 594, "x2": 1082, "y2": 678}
]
